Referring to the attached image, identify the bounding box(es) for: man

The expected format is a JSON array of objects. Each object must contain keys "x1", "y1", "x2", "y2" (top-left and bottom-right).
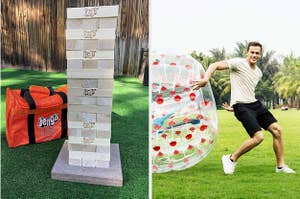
[{"x1": 193, "y1": 41, "x2": 295, "y2": 174}]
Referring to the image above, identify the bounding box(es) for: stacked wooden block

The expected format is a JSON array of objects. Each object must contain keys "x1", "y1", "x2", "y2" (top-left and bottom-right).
[{"x1": 66, "y1": 6, "x2": 118, "y2": 168}]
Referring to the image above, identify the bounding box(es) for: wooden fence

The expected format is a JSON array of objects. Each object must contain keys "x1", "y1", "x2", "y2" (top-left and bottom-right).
[{"x1": 1, "y1": 0, "x2": 148, "y2": 76}]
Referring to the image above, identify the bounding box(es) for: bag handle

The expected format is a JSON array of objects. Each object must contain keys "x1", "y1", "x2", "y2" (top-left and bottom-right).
[{"x1": 20, "y1": 86, "x2": 54, "y2": 98}]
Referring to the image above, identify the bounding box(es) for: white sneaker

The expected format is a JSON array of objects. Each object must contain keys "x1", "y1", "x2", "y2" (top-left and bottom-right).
[
  {"x1": 222, "y1": 154, "x2": 236, "y2": 174},
  {"x1": 276, "y1": 165, "x2": 296, "y2": 173}
]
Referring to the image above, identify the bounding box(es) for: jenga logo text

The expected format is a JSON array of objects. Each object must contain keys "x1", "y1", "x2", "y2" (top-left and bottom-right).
[
  {"x1": 83, "y1": 122, "x2": 95, "y2": 128},
  {"x1": 83, "y1": 88, "x2": 96, "y2": 96},
  {"x1": 84, "y1": 8, "x2": 98, "y2": 17},
  {"x1": 83, "y1": 50, "x2": 96, "y2": 58},
  {"x1": 38, "y1": 114, "x2": 59, "y2": 128},
  {"x1": 83, "y1": 30, "x2": 97, "y2": 38}
]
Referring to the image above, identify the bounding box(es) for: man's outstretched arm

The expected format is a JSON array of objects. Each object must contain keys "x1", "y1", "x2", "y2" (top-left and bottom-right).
[{"x1": 192, "y1": 60, "x2": 229, "y2": 90}]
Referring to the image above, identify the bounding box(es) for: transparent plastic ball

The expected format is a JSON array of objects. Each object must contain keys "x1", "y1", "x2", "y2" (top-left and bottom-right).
[{"x1": 150, "y1": 52, "x2": 218, "y2": 173}]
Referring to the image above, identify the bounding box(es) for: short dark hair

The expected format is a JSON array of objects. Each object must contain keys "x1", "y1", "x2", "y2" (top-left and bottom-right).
[{"x1": 247, "y1": 41, "x2": 263, "y2": 52}]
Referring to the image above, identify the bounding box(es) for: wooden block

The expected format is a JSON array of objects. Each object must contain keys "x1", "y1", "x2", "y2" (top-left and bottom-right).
[
  {"x1": 99, "y1": 17, "x2": 118, "y2": 29},
  {"x1": 66, "y1": 50, "x2": 114, "y2": 59},
  {"x1": 82, "y1": 157, "x2": 96, "y2": 167},
  {"x1": 67, "y1": 39, "x2": 115, "y2": 51},
  {"x1": 68, "y1": 111, "x2": 111, "y2": 121},
  {"x1": 51, "y1": 142, "x2": 122, "y2": 185},
  {"x1": 68, "y1": 79, "x2": 114, "y2": 89},
  {"x1": 81, "y1": 151, "x2": 110, "y2": 162},
  {"x1": 66, "y1": 19, "x2": 83, "y2": 29},
  {"x1": 68, "y1": 87, "x2": 113, "y2": 97},
  {"x1": 95, "y1": 159, "x2": 110, "y2": 168},
  {"x1": 67, "y1": 6, "x2": 119, "y2": 19},
  {"x1": 69, "y1": 136, "x2": 110, "y2": 146},
  {"x1": 68, "y1": 121, "x2": 111, "y2": 131},
  {"x1": 67, "y1": 59, "x2": 82, "y2": 69},
  {"x1": 67, "y1": 59, "x2": 114, "y2": 69},
  {"x1": 68, "y1": 128, "x2": 82, "y2": 137},
  {"x1": 69, "y1": 136, "x2": 83, "y2": 144},
  {"x1": 99, "y1": 39, "x2": 115, "y2": 50},
  {"x1": 66, "y1": 17, "x2": 117, "y2": 30},
  {"x1": 69, "y1": 158, "x2": 82, "y2": 166},
  {"x1": 69, "y1": 150, "x2": 82, "y2": 166},
  {"x1": 66, "y1": 40, "x2": 83, "y2": 50},
  {"x1": 68, "y1": 111, "x2": 111, "y2": 124},
  {"x1": 67, "y1": 69, "x2": 114, "y2": 79},
  {"x1": 66, "y1": 29, "x2": 116, "y2": 40},
  {"x1": 81, "y1": 128, "x2": 97, "y2": 139},
  {"x1": 96, "y1": 59, "x2": 114, "y2": 69},
  {"x1": 83, "y1": 39, "x2": 100, "y2": 50},
  {"x1": 96, "y1": 145, "x2": 110, "y2": 154},
  {"x1": 81, "y1": 59, "x2": 98, "y2": 69},
  {"x1": 69, "y1": 143, "x2": 97, "y2": 152},
  {"x1": 97, "y1": 112, "x2": 112, "y2": 123},
  {"x1": 68, "y1": 104, "x2": 112, "y2": 114},
  {"x1": 68, "y1": 79, "x2": 98, "y2": 88},
  {"x1": 68, "y1": 97, "x2": 112, "y2": 106},
  {"x1": 66, "y1": 19, "x2": 97, "y2": 30},
  {"x1": 96, "y1": 128, "x2": 111, "y2": 139},
  {"x1": 67, "y1": 39, "x2": 114, "y2": 50},
  {"x1": 82, "y1": 113, "x2": 97, "y2": 122}
]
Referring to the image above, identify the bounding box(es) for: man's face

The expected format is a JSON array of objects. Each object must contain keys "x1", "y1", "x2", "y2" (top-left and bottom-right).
[{"x1": 246, "y1": 46, "x2": 262, "y2": 65}]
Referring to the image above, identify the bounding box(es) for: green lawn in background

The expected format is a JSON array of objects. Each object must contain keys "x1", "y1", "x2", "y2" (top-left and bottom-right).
[
  {"x1": 153, "y1": 109, "x2": 300, "y2": 199},
  {"x1": 1, "y1": 68, "x2": 148, "y2": 199}
]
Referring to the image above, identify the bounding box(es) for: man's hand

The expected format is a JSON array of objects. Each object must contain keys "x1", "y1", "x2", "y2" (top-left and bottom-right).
[
  {"x1": 192, "y1": 79, "x2": 208, "y2": 90},
  {"x1": 222, "y1": 102, "x2": 233, "y2": 112}
]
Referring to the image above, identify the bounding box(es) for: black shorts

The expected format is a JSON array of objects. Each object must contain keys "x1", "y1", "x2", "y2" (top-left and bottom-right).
[{"x1": 232, "y1": 101, "x2": 277, "y2": 137}]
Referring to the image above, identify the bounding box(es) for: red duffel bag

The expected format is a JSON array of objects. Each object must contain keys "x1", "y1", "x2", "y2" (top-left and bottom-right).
[{"x1": 6, "y1": 85, "x2": 68, "y2": 148}]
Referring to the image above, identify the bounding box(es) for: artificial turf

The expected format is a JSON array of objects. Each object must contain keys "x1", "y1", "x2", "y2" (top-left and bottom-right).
[
  {"x1": 1, "y1": 68, "x2": 149, "y2": 198},
  {"x1": 152, "y1": 109, "x2": 300, "y2": 198}
]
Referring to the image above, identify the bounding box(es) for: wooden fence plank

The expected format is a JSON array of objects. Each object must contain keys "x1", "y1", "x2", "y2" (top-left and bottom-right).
[{"x1": 1, "y1": 0, "x2": 148, "y2": 76}]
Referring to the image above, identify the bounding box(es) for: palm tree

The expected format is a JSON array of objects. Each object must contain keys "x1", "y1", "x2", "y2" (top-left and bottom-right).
[
  {"x1": 233, "y1": 41, "x2": 248, "y2": 57},
  {"x1": 273, "y1": 54, "x2": 300, "y2": 108}
]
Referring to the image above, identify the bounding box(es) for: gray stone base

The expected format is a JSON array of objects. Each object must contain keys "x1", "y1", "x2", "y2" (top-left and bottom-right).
[{"x1": 51, "y1": 140, "x2": 123, "y2": 187}]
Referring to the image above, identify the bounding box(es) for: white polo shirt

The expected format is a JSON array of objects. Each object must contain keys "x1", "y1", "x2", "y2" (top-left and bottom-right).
[{"x1": 226, "y1": 58, "x2": 262, "y2": 106}]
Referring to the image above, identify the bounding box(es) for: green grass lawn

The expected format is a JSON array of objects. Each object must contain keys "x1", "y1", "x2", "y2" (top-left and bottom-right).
[
  {"x1": 1, "y1": 68, "x2": 148, "y2": 198},
  {"x1": 152, "y1": 109, "x2": 300, "y2": 199}
]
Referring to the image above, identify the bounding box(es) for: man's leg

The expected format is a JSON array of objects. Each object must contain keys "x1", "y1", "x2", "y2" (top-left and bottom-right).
[
  {"x1": 267, "y1": 122, "x2": 295, "y2": 173},
  {"x1": 267, "y1": 122, "x2": 284, "y2": 167},
  {"x1": 230, "y1": 131, "x2": 264, "y2": 161},
  {"x1": 222, "y1": 131, "x2": 264, "y2": 174}
]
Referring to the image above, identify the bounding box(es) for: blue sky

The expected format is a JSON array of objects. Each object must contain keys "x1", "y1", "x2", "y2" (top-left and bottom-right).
[{"x1": 150, "y1": 0, "x2": 300, "y2": 58}]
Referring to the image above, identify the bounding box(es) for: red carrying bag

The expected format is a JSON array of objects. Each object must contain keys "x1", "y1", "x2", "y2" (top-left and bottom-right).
[{"x1": 6, "y1": 85, "x2": 68, "y2": 148}]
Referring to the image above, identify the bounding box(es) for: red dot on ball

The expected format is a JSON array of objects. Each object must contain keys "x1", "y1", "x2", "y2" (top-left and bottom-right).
[
  {"x1": 189, "y1": 93, "x2": 196, "y2": 101},
  {"x1": 153, "y1": 146, "x2": 160, "y2": 151},
  {"x1": 161, "y1": 86, "x2": 167, "y2": 91},
  {"x1": 170, "y1": 90, "x2": 176, "y2": 95},
  {"x1": 186, "y1": 134, "x2": 192, "y2": 140},
  {"x1": 157, "y1": 152, "x2": 164, "y2": 156},
  {"x1": 170, "y1": 141, "x2": 177, "y2": 147},
  {"x1": 185, "y1": 65, "x2": 192, "y2": 70},
  {"x1": 156, "y1": 98, "x2": 163, "y2": 104},
  {"x1": 196, "y1": 114, "x2": 203, "y2": 120},
  {"x1": 200, "y1": 124, "x2": 208, "y2": 131},
  {"x1": 184, "y1": 87, "x2": 191, "y2": 92},
  {"x1": 174, "y1": 95, "x2": 181, "y2": 102},
  {"x1": 173, "y1": 150, "x2": 180, "y2": 155}
]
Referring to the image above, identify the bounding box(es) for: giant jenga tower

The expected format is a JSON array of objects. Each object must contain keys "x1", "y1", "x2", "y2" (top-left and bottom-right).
[{"x1": 51, "y1": 5, "x2": 122, "y2": 187}]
